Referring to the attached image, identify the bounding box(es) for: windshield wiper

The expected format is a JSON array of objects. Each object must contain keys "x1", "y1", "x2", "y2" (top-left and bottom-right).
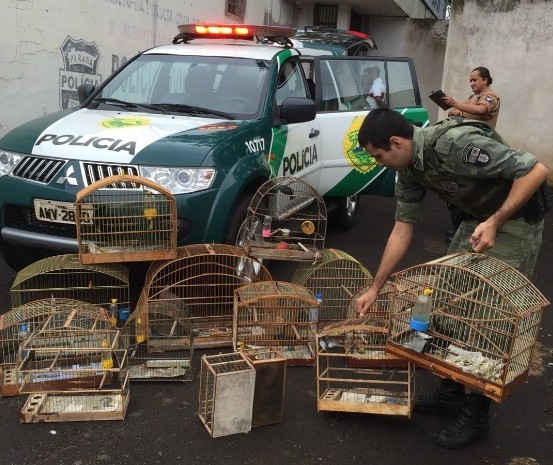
[
  {"x1": 156, "y1": 103, "x2": 234, "y2": 120},
  {"x1": 93, "y1": 98, "x2": 169, "y2": 114}
]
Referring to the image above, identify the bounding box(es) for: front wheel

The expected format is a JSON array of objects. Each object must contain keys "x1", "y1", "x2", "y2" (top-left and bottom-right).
[
  {"x1": 331, "y1": 194, "x2": 360, "y2": 230},
  {"x1": 223, "y1": 194, "x2": 254, "y2": 246}
]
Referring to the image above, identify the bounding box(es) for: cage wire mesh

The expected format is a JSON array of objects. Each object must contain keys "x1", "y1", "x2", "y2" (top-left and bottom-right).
[
  {"x1": 198, "y1": 352, "x2": 256, "y2": 438},
  {"x1": 386, "y1": 252, "x2": 550, "y2": 403},
  {"x1": 233, "y1": 281, "x2": 319, "y2": 366},
  {"x1": 1, "y1": 299, "x2": 112, "y2": 397},
  {"x1": 292, "y1": 248, "x2": 373, "y2": 325},
  {"x1": 120, "y1": 289, "x2": 194, "y2": 381},
  {"x1": 10, "y1": 254, "x2": 129, "y2": 310},
  {"x1": 142, "y1": 244, "x2": 272, "y2": 348},
  {"x1": 346, "y1": 281, "x2": 396, "y2": 320},
  {"x1": 75, "y1": 175, "x2": 177, "y2": 264},
  {"x1": 238, "y1": 176, "x2": 327, "y2": 261},
  {"x1": 316, "y1": 318, "x2": 414, "y2": 417}
]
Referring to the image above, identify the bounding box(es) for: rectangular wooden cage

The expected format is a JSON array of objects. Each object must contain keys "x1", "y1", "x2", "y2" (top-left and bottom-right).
[
  {"x1": 386, "y1": 253, "x2": 550, "y2": 403},
  {"x1": 233, "y1": 281, "x2": 319, "y2": 366},
  {"x1": 198, "y1": 352, "x2": 256, "y2": 438},
  {"x1": 143, "y1": 244, "x2": 272, "y2": 348},
  {"x1": 75, "y1": 175, "x2": 177, "y2": 264},
  {"x1": 316, "y1": 318, "x2": 414, "y2": 417},
  {"x1": 239, "y1": 176, "x2": 327, "y2": 262}
]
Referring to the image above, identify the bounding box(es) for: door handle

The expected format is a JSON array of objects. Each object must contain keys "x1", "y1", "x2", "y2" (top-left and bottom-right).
[{"x1": 309, "y1": 129, "x2": 320, "y2": 138}]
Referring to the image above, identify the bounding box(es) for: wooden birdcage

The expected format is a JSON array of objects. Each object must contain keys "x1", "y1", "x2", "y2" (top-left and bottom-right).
[
  {"x1": 198, "y1": 352, "x2": 256, "y2": 438},
  {"x1": 234, "y1": 281, "x2": 319, "y2": 366},
  {"x1": 386, "y1": 253, "x2": 550, "y2": 403},
  {"x1": 239, "y1": 176, "x2": 326, "y2": 261},
  {"x1": 0, "y1": 299, "x2": 111, "y2": 397},
  {"x1": 10, "y1": 254, "x2": 129, "y2": 309},
  {"x1": 75, "y1": 175, "x2": 177, "y2": 264},
  {"x1": 143, "y1": 244, "x2": 272, "y2": 348},
  {"x1": 316, "y1": 318, "x2": 414, "y2": 417},
  {"x1": 240, "y1": 347, "x2": 286, "y2": 427},
  {"x1": 346, "y1": 282, "x2": 396, "y2": 320},
  {"x1": 292, "y1": 249, "x2": 373, "y2": 326},
  {"x1": 120, "y1": 290, "x2": 194, "y2": 382}
]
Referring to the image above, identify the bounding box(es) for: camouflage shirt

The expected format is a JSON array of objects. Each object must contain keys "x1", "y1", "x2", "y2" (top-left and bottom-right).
[{"x1": 395, "y1": 119, "x2": 537, "y2": 223}]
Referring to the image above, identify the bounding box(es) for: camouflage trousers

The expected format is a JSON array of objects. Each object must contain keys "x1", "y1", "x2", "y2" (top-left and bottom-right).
[{"x1": 448, "y1": 217, "x2": 544, "y2": 278}]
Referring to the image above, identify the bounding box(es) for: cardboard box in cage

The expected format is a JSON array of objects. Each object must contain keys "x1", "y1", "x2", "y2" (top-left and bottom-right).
[
  {"x1": 198, "y1": 352, "x2": 256, "y2": 438},
  {"x1": 386, "y1": 253, "x2": 550, "y2": 403},
  {"x1": 241, "y1": 347, "x2": 286, "y2": 427}
]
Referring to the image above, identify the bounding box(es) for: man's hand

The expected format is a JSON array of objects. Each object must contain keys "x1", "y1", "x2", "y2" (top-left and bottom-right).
[
  {"x1": 356, "y1": 286, "x2": 380, "y2": 316},
  {"x1": 470, "y1": 219, "x2": 499, "y2": 252}
]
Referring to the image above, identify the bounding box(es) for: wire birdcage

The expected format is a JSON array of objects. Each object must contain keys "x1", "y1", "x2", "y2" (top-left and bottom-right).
[
  {"x1": 292, "y1": 249, "x2": 373, "y2": 326},
  {"x1": 386, "y1": 252, "x2": 550, "y2": 403},
  {"x1": 120, "y1": 290, "x2": 194, "y2": 382},
  {"x1": 143, "y1": 244, "x2": 272, "y2": 348},
  {"x1": 75, "y1": 175, "x2": 177, "y2": 264},
  {"x1": 198, "y1": 352, "x2": 256, "y2": 438},
  {"x1": 10, "y1": 254, "x2": 129, "y2": 310},
  {"x1": 316, "y1": 318, "x2": 414, "y2": 417},
  {"x1": 1, "y1": 299, "x2": 111, "y2": 397},
  {"x1": 234, "y1": 281, "x2": 319, "y2": 366},
  {"x1": 346, "y1": 282, "x2": 396, "y2": 320},
  {"x1": 239, "y1": 176, "x2": 327, "y2": 261}
]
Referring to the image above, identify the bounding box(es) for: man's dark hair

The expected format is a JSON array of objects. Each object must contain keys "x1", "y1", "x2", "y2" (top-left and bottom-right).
[{"x1": 358, "y1": 108, "x2": 414, "y2": 149}]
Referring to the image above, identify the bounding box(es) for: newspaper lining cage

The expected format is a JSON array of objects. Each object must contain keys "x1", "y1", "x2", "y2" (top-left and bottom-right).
[
  {"x1": 75, "y1": 175, "x2": 177, "y2": 264},
  {"x1": 233, "y1": 281, "x2": 318, "y2": 366},
  {"x1": 1, "y1": 299, "x2": 111, "y2": 397},
  {"x1": 10, "y1": 254, "x2": 129, "y2": 310},
  {"x1": 198, "y1": 352, "x2": 256, "y2": 438},
  {"x1": 386, "y1": 253, "x2": 550, "y2": 403},
  {"x1": 292, "y1": 249, "x2": 373, "y2": 326},
  {"x1": 142, "y1": 244, "x2": 272, "y2": 348},
  {"x1": 121, "y1": 290, "x2": 194, "y2": 381},
  {"x1": 316, "y1": 318, "x2": 414, "y2": 417},
  {"x1": 238, "y1": 176, "x2": 327, "y2": 261}
]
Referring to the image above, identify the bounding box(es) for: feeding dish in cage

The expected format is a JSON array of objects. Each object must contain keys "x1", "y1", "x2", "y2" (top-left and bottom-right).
[
  {"x1": 316, "y1": 319, "x2": 414, "y2": 416},
  {"x1": 234, "y1": 281, "x2": 318, "y2": 366},
  {"x1": 142, "y1": 244, "x2": 272, "y2": 348},
  {"x1": 10, "y1": 254, "x2": 129, "y2": 309},
  {"x1": 386, "y1": 252, "x2": 550, "y2": 403},
  {"x1": 75, "y1": 175, "x2": 177, "y2": 264},
  {"x1": 238, "y1": 176, "x2": 327, "y2": 261},
  {"x1": 292, "y1": 248, "x2": 373, "y2": 325}
]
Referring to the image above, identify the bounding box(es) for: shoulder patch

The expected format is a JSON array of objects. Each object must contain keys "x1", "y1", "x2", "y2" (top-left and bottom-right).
[
  {"x1": 440, "y1": 181, "x2": 459, "y2": 193},
  {"x1": 485, "y1": 97, "x2": 494, "y2": 102},
  {"x1": 463, "y1": 145, "x2": 490, "y2": 166}
]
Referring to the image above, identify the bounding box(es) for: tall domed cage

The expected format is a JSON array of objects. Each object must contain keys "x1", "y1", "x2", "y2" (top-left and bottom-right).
[
  {"x1": 0, "y1": 299, "x2": 112, "y2": 397},
  {"x1": 386, "y1": 253, "x2": 550, "y2": 403},
  {"x1": 75, "y1": 175, "x2": 177, "y2": 264},
  {"x1": 292, "y1": 249, "x2": 373, "y2": 326},
  {"x1": 238, "y1": 176, "x2": 327, "y2": 261},
  {"x1": 233, "y1": 281, "x2": 319, "y2": 366},
  {"x1": 316, "y1": 318, "x2": 414, "y2": 417},
  {"x1": 120, "y1": 290, "x2": 194, "y2": 382},
  {"x1": 10, "y1": 254, "x2": 129, "y2": 312},
  {"x1": 142, "y1": 244, "x2": 272, "y2": 348}
]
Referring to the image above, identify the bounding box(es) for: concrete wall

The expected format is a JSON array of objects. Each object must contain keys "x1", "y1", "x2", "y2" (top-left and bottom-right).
[
  {"x1": 443, "y1": 0, "x2": 553, "y2": 178},
  {"x1": 0, "y1": 0, "x2": 294, "y2": 137},
  {"x1": 368, "y1": 17, "x2": 448, "y2": 124}
]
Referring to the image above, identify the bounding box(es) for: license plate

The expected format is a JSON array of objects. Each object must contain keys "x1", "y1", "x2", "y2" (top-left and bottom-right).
[{"x1": 34, "y1": 199, "x2": 93, "y2": 224}]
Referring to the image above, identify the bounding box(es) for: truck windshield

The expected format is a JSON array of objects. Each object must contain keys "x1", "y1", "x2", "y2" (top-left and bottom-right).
[{"x1": 93, "y1": 54, "x2": 271, "y2": 119}]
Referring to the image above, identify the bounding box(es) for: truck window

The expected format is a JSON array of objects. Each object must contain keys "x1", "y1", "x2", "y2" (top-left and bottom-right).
[
  {"x1": 319, "y1": 60, "x2": 367, "y2": 112},
  {"x1": 386, "y1": 61, "x2": 417, "y2": 108},
  {"x1": 275, "y1": 60, "x2": 308, "y2": 105}
]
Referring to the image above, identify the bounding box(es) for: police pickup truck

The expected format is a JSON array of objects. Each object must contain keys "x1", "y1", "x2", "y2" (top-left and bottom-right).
[{"x1": 0, "y1": 24, "x2": 428, "y2": 270}]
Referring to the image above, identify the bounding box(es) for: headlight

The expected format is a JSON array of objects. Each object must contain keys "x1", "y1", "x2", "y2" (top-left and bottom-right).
[
  {"x1": 139, "y1": 167, "x2": 215, "y2": 194},
  {"x1": 0, "y1": 149, "x2": 23, "y2": 177}
]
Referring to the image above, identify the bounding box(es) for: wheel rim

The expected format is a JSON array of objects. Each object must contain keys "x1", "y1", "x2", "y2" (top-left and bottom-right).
[{"x1": 346, "y1": 195, "x2": 359, "y2": 218}]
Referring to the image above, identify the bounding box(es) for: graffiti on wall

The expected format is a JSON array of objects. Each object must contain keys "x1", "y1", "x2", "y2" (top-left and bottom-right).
[{"x1": 59, "y1": 37, "x2": 103, "y2": 109}]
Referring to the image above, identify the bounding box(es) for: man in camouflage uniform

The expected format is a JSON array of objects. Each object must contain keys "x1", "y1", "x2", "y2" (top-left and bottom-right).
[{"x1": 356, "y1": 108, "x2": 549, "y2": 449}]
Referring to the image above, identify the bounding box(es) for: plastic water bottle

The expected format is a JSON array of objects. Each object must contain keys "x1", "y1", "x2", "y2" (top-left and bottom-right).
[
  {"x1": 410, "y1": 288, "x2": 433, "y2": 331},
  {"x1": 109, "y1": 299, "x2": 118, "y2": 327},
  {"x1": 310, "y1": 292, "x2": 322, "y2": 335},
  {"x1": 262, "y1": 215, "x2": 272, "y2": 238}
]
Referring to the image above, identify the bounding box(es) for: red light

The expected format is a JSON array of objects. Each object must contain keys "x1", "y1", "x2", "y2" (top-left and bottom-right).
[
  {"x1": 207, "y1": 26, "x2": 221, "y2": 34},
  {"x1": 195, "y1": 25, "x2": 207, "y2": 34},
  {"x1": 235, "y1": 27, "x2": 249, "y2": 35}
]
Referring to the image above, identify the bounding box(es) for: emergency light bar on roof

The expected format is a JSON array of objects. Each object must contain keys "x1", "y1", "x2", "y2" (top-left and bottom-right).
[{"x1": 173, "y1": 24, "x2": 296, "y2": 45}]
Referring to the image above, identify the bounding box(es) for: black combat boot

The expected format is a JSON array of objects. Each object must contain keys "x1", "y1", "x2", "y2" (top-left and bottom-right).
[
  {"x1": 414, "y1": 378, "x2": 466, "y2": 417},
  {"x1": 435, "y1": 393, "x2": 492, "y2": 449}
]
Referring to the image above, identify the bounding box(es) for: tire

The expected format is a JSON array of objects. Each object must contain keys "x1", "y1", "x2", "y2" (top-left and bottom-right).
[
  {"x1": 0, "y1": 238, "x2": 41, "y2": 272},
  {"x1": 223, "y1": 193, "x2": 254, "y2": 246},
  {"x1": 332, "y1": 194, "x2": 360, "y2": 230}
]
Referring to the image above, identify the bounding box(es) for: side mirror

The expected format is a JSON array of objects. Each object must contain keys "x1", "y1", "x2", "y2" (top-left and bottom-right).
[
  {"x1": 77, "y1": 84, "x2": 96, "y2": 105},
  {"x1": 277, "y1": 97, "x2": 316, "y2": 125}
]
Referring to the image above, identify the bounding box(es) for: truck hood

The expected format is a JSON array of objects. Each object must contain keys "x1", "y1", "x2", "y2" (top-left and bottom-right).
[{"x1": 2, "y1": 109, "x2": 239, "y2": 165}]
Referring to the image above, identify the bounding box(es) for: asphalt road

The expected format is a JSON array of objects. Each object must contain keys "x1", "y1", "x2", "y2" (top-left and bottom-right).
[{"x1": 0, "y1": 191, "x2": 551, "y2": 465}]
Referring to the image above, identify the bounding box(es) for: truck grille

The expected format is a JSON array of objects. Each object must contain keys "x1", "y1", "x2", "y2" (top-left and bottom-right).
[
  {"x1": 12, "y1": 156, "x2": 65, "y2": 183},
  {"x1": 5, "y1": 205, "x2": 76, "y2": 238},
  {"x1": 82, "y1": 162, "x2": 141, "y2": 188}
]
